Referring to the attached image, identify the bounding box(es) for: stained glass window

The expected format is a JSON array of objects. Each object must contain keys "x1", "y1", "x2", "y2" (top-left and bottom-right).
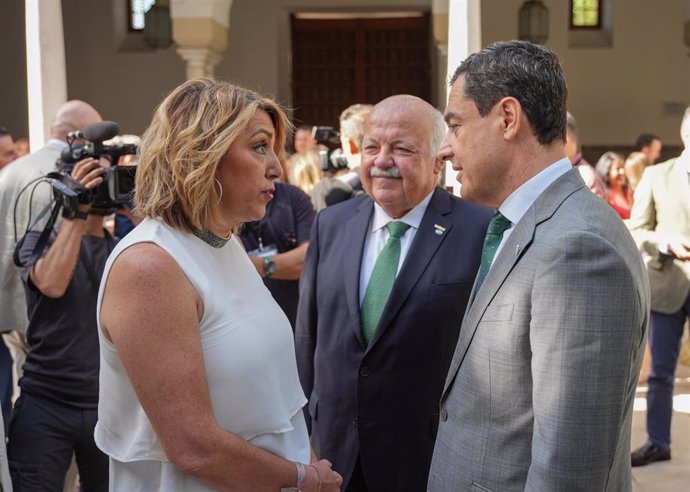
[
  {"x1": 570, "y1": 0, "x2": 601, "y2": 29},
  {"x1": 129, "y1": 0, "x2": 156, "y2": 31}
]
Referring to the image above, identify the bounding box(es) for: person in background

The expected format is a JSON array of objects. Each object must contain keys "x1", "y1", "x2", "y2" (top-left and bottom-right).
[
  {"x1": 311, "y1": 104, "x2": 373, "y2": 211},
  {"x1": 96, "y1": 78, "x2": 341, "y2": 491},
  {"x1": 291, "y1": 149, "x2": 323, "y2": 196},
  {"x1": 0, "y1": 126, "x2": 18, "y2": 170},
  {"x1": 565, "y1": 112, "x2": 607, "y2": 199},
  {"x1": 635, "y1": 133, "x2": 663, "y2": 165},
  {"x1": 629, "y1": 106, "x2": 690, "y2": 467},
  {"x1": 625, "y1": 151, "x2": 652, "y2": 193},
  {"x1": 7, "y1": 157, "x2": 115, "y2": 491},
  {"x1": 285, "y1": 124, "x2": 319, "y2": 184},
  {"x1": 14, "y1": 137, "x2": 30, "y2": 158},
  {"x1": 240, "y1": 180, "x2": 315, "y2": 329},
  {"x1": 0, "y1": 101, "x2": 102, "y2": 414},
  {"x1": 595, "y1": 151, "x2": 632, "y2": 219}
]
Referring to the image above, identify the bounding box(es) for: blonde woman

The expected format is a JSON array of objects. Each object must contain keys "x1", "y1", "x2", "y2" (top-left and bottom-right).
[
  {"x1": 290, "y1": 149, "x2": 323, "y2": 196},
  {"x1": 624, "y1": 151, "x2": 651, "y2": 193},
  {"x1": 96, "y1": 78, "x2": 342, "y2": 491}
]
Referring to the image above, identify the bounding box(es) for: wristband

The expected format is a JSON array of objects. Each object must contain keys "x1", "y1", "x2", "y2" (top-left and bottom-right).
[
  {"x1": 62, "y1": 208, "x2": 88, "y2": 220},
  {"x1": 295, "y1": 462, "x2": 307, "y2": 491}
]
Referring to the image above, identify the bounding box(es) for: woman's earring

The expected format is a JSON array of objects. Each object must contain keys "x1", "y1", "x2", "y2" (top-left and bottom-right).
[{"x1": 215, "y1": 178, "x2": 223, "y2": 203}]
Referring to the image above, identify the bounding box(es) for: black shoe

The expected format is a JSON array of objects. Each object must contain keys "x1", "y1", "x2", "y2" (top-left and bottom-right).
[{"x1": 631, "y1": 442, "x2": 671, "y2": 467}]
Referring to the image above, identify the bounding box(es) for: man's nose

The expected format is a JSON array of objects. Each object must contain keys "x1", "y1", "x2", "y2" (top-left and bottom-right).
[{"x1": 373, "y1": 148, "x2": 394, "y2": 167}]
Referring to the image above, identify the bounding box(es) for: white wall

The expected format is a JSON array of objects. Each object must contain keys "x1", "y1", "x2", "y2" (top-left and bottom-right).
[{"x1": 480, "y1": 0, "x2": 690, "y2": 149}]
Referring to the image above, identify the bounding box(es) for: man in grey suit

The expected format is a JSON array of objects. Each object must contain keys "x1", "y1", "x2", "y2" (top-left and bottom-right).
[
  {"x1": 428, "y1": 40, "x2": 650, "y2": 491},
  {"x1": 629, "y1": 106, "x2": 690, "y2": 466},
  {"x1": 0, "y1": 100, "x2": 102, "y2": 401}
]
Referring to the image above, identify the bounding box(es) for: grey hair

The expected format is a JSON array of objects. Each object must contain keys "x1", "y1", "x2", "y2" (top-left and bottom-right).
[{"x1": 430, "y1": 109, "x2": 447, "y2": 157}]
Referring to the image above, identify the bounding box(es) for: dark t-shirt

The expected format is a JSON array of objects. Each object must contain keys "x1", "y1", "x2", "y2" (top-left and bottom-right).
[
  {"x1": 240, "y1": 182, "x2": 315, "y2": 328},
  {"x1": 19, "y1": 228, "x2": 116, "y2": 408}
]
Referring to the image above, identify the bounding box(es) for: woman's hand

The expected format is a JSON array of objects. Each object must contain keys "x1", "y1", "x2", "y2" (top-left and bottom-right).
[{"x1": 304, "y1": 459, "x2": 342, "y2": 492}]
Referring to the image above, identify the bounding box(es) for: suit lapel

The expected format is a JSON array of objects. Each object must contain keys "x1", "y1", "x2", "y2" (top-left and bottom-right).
[
  {"x1": 442, "y1": 169, "x2": 584, "y2": 395},
  {"x1": 368, "y1": 188, "x2": 452, "y2": 349},
  {"x1": 343, "y1": 199, "x2": 374, "y2": 347}
]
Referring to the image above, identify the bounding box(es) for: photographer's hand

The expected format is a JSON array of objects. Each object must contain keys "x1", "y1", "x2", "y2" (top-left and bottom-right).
[
  {"x1": 28, "y1": 157, "x2": 107, "y2": 298},
  {"x1": 70, "y1": 157, "x2": 107, "y2": 213}
]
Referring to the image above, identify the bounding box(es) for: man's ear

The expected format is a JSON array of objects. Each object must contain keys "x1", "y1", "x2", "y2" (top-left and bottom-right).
[
  {"x1": 498, "y1": 97, "x2": 521, "y2": 141},
  {"x1": 433, "y1": 156, "x2": 445, "y2": 174},
  {"x1": 348, "y1": 138, "x2": 359, "y2": 155}
]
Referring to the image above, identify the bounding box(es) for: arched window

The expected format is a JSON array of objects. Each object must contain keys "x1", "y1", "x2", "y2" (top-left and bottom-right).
[
  {"x1": 570, "y1": 0, "x2": 602, "y2": 30},
  {"x1": 128, "y1": 0, "x2": 156, "y2": 31}
]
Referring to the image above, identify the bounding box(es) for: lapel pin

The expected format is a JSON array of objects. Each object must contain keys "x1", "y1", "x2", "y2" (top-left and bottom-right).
[{"x1": 434, "y1": 224, "x2": 446, "y2": 236}]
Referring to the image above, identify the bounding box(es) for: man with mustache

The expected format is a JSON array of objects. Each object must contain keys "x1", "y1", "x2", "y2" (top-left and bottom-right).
[{"x1": 295, "y1": 94, "x2": 491, "y2": 492}]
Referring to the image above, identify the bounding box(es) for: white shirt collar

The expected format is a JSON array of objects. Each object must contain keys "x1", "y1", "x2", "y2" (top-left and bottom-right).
[
  {"x1": 499, "y1": 157, "x2": 572, "y2": 226},
  {"x1": 371, "y1": 189, "x2": 435, "y2": 232},
  {"x1": 48, "y1": 139, "x2": 69, "y2": 149}
]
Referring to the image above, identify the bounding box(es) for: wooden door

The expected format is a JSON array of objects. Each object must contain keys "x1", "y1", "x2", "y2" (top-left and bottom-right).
[{"x1": 291, "y1": 14, "x2": 431, "y2": 128}]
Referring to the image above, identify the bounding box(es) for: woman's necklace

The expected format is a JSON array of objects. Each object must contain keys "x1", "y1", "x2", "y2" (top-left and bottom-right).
[{"x1": 193, "y1": 229, "x2": 232, "y2": 248}]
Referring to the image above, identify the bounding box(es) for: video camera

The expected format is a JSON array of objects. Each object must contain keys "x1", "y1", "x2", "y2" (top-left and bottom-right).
[
  {"x1": 53, "y1": 121, "x2": 138, "y2": 216},
  {"x1": 311, "y1": 126, "x2": 348, "y2": 173}
]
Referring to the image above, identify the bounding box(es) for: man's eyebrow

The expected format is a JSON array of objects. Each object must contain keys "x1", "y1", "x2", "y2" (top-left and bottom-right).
[{"x1": 444, "y1": 111, "x2": 461, "y2": 125}]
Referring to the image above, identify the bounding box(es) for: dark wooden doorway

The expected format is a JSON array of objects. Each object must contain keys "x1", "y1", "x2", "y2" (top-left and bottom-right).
[{"x1": 291, "y1": 13, "x2": 432, "y2": 128}]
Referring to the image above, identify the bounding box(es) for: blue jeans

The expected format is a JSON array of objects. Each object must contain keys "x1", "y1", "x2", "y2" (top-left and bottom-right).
[{"x1": 646, "y1": 293, "x2": 690, "y2": 449}]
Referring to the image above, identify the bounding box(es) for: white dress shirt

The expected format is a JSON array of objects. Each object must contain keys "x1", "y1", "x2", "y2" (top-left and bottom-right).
[
  {"x1": 493, "y1": 157, "x2": 572, "y2": 264},
  {"x1": 359, "y1": 190, "x2": 434, "y2": 306}
]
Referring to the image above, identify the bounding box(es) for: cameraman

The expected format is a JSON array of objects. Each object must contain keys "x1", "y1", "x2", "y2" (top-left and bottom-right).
[
  {"x1": 7, "y1": 157, "x2": 114, "y2": 491},
  {"x1": 311, "y1": 103, "x2": 372, "y2": 211}
]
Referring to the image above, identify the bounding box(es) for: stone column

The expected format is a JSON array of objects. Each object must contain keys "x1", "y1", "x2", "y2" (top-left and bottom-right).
[
  {"x1": 25, "y1": 0, "x2": 68, "y2": 151},
  {"x1": 443, "y1": 0, "x2": 482, "y2": 196},
  {"x1": 170, "y1": 0, "x2": 233, "y2": 80}
]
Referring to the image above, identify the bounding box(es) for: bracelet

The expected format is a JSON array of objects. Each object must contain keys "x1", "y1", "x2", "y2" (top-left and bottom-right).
[
  {"x1": 308, "y1": 464, "x2": 322, "y2": 492},
  {"x1": 295, "y1": 462, "x2": 307, "y2": 490}
]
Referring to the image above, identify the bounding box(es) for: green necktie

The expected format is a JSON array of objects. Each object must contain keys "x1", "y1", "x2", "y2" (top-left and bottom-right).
[
  {"x1": 475, "y1": 211, "x2": 512, "y2": 293},
  {"x1": 361, "y1": 221, "x2": 411, "y2": 344}
]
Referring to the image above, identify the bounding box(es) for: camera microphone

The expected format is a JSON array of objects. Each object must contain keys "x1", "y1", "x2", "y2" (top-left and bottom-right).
[{"x1": 68, "y1": 121, "x2": 120, "y2": 142}]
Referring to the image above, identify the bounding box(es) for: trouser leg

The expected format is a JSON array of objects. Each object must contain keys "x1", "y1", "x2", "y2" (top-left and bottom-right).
[
  {"x1": 7, "y1": 393, "x2": 76, "y2": 491},
  {"x1": 646, "y1": 295, "x2": 690, "y2": 449},
  {"x1": 74, "y1": 407, "x2": 108, "y2": 492}
]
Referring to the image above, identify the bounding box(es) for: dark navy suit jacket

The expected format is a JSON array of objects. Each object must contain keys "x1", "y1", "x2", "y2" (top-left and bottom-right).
[{"x1": 295, "y1": 187, "x2": 491, "y2": 492}]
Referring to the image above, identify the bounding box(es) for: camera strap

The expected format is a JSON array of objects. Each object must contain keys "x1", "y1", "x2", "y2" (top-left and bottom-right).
[{"x1": 13, "y1": 200, "x2": 62, "y2": 269}]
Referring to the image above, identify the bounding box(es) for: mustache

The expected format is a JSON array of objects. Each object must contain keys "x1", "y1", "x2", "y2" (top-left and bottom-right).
[{"x1": 369, "y1": 166, "x2": 401, "y2": 178}]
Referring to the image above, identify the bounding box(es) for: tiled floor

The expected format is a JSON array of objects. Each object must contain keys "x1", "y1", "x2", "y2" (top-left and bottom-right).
[{"x1": 631, "y1": 365, "x2": 690, "y2": 492}]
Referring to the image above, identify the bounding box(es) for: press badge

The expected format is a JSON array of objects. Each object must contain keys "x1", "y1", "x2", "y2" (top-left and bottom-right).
[{"x1": 247, "y1": 243, "x2": 278, "y2": 258}]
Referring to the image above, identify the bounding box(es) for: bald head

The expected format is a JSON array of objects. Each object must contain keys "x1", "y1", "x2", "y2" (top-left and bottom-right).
[
  {"x1": 681, "y1": 106, "x2": 690, "y2": 149},
  {"x1": 50, "y1": 100, "x2": 102, "y2": 141}
]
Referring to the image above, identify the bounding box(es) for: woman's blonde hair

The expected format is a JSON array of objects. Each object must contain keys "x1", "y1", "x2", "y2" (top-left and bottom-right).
[
  {"x1": 135, "y1": 78, "x2": 290, "y2": 233},
  {"x1": 624, "y1": 151, "x2": 651, "y2": 192},
  {"x1": 290, "y1": 149, "x2": 323, "y2": 196}
]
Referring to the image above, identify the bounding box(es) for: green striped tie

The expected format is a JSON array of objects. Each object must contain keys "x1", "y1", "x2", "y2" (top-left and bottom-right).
[
  {"x1": 361, "y1": 221, "x2": 411, "y2": 344},
  {"x1": 475, "y1": 211, "x2": 512, "y2": 293}
]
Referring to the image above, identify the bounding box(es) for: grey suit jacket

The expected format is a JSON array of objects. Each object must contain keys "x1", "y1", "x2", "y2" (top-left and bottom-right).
[
  {"x1": 627, "y1": 155, "x2": 690, "y2": 313},
  {"x1": 428, "y1": 169, "x2": 650, "y2": 491},
  {"x1": 0, "y1": 142, "x2": 62, "y2": 334}
]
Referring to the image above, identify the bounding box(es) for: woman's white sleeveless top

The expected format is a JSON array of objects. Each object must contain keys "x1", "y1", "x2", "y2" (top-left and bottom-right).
[{"x1": 95, "y1": 218, "x2": 309, "y2": 491}]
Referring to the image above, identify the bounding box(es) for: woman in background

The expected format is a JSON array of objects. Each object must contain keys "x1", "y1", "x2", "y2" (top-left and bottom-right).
[
  {"x1": 96, "y1": 78, "x2": 341, "y2": 491},
  {"x1": 596, "y1": 151, "x2": 633, "y2": 219}
]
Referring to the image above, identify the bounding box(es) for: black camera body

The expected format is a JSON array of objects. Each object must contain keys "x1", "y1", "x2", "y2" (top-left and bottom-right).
[
  {"x1": 311, "y1": 126, "x2": 349, "y2": 172},
  {"x1": 53, "y1": 122, "x2": 138, "y2": 215}
]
